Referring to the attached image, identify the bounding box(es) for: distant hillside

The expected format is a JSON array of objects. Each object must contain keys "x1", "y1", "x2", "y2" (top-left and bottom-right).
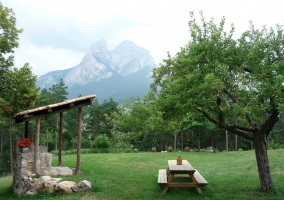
[{"x1": 36, "y1": 40, "x2": 157, "y2": 103}]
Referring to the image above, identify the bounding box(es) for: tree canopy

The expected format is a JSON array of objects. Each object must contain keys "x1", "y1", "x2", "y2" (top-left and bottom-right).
[{"x1": 0, "y1": 3, "x2": 38, "y2": 115}]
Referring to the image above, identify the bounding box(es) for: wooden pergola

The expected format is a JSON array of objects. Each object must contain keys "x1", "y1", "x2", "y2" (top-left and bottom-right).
[{"x1": 12, "y1": 95, "x2": 96, "y2": 175}]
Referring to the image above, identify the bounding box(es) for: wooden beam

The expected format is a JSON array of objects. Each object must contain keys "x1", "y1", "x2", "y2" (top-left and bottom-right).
[
  {"x1": 76, "y1": 107, "x2": 82, "y2": 175},
  {"x1": 34, "y1": 118, "x2": 40, "y2": 174},
  {"x1": 15, "y1": 101, "x2": 92, "y2": 123}
]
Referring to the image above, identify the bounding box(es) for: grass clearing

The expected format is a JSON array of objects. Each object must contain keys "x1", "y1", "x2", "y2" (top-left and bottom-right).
[{"x1": 1, "y1": 149, "x2": 284, "y2": 199}]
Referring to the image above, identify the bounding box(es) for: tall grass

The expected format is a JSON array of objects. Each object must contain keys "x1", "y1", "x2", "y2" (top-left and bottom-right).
[{"x1": 1, "y1": 149, "x2": 284, "y2": 199}]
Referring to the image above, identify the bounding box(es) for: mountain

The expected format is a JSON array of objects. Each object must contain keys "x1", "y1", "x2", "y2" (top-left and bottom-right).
[{"x1": 36, "y1": 39, "x2": 157, "y2": 103}]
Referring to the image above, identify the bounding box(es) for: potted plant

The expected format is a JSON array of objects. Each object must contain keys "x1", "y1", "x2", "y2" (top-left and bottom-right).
[{"x1": 17, "y1": 138, "x2": 32, "y2": 153}]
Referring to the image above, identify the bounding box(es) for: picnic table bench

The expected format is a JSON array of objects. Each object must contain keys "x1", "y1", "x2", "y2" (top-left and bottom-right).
[{"x1": 157, "y1": 160, "x2": 208, "y2": 194}]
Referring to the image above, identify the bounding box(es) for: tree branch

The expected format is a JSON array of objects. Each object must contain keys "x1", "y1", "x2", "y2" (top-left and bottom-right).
[
  {"x1": 222, "y1": 89, "x2": 237, "y2": 103},
  {"x1": 226, "y1": 126, "x2": 254, "y2": 141},
  {"x1": 195, "y1": 107, "x2": 218, "y2": 125},
  {"x1": 216, "y1": 95, "x2": 224, "y2": 128}
]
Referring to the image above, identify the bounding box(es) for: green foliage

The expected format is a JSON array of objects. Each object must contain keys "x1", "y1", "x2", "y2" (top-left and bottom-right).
[
  {"x1": 0, "y1": 3, "x2": 39, "y2": 115},
  {"x1": 151, "y1": 11, "x2": 284, "y2": 141},
  {"x1": 91, "y1": 134, "x2": 110, "y2": 149},
  {"x1": 48, "y1": 79, "x2": 68, "y2": 103},
  {"x1": 0, "y1": 2, "x2": 22, "y2": 71},
  {"x1": 84, "y1": 98, "x2": 119, "y2": 139},
  {"x1": 267, "y1": 139, "x2": 280, "y2": 150}
]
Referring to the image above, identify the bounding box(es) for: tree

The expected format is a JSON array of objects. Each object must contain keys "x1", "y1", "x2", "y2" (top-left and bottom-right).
[
  {"x1": 85, "y1": 98, "x2": 118, "y2": 139},
  {"x1": 0, "y1": 2, "x2": 22, "y2": 76},
  {"x1": 0, "y1": 3, "x2": 39, "y2": 174},
  {"x1": 0, "y1": 3, "x2": 38, "y2": 115},
  {"x1": 180, "y1": 113, "x2": 214, "y2": 151},
  {"x1": 151, "y1": 12, "x2": 284, "y2": 192},
  {"x1": 106, "y1": 97, "x2": 165, "y2": 150},
  {"x1": 48, "y1": 79, "x2": 68, "y2": 103}
]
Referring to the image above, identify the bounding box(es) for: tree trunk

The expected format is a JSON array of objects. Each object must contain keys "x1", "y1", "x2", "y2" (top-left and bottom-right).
[
  {"x1": 235, "y1": 134, "x2": 238, "y2": 151},
  {"x1": 226, "y1": 130, "x2": 228, "y2": 151},
  {"x1": 174, "y1": 134, "x2": 177, "y2": 150},
  {"x1": 196, "y1": 132, "x2": 200, "y2": 151},
  {"x1": 9, "y1": 130, "x2": 13, "y2": 173},
  {"x1": 181, "y1": 131, "x2": 184, "y2": 150},
  {"x1": 253, "y1": 132, "x2": 273, "y2": 192}
]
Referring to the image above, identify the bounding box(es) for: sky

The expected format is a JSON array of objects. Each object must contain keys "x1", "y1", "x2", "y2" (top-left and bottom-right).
[{"x1": 1, "y1": 0, "x2": 284, "y2": 76}]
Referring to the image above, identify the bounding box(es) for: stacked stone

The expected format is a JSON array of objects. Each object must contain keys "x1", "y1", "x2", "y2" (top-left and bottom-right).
[
  {"x1": 13, "y1": 150, "x2": 92, "y2": 195},
  {"x1": 13, "y1": 152, "x2": 38, "y2": 195}
]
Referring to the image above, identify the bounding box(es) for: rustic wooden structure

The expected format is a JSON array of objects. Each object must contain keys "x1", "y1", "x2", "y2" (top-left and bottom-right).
[
  {"x1": 12, "y1": 95, "x2": 96, "y2": 175},
  {"x1": 158, "y1": 159, "x2": 208, "y2": 194}
]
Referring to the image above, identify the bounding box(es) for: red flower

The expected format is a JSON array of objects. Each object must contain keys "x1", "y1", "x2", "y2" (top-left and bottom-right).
[{"x1": 17, "y1": 138, "x2": 32, "y2": 148}]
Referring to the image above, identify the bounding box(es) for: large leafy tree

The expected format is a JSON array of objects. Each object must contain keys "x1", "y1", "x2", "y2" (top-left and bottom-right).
[
  {"x1": 151, "y1": 12, "x2": 284, "y2": 192},
  {"x1": 0, "y1": 2, "x2": 38, "y2": 174},
  {"x1": 0, "y1": 3, "x2": 38, "y2": 115}
]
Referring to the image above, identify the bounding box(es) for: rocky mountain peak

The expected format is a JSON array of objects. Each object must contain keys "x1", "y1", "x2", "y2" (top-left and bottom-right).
[{"x1": 37, "y1": 40, "x2": 157, "y2": 102}]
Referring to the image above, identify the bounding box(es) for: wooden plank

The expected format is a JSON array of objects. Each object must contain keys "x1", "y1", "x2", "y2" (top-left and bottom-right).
[
  {"x1": 193, "y1": 170, "x2": 208, "y2": 185},
  {"x1": 157, "y1": 169, "x2": 167, "y2": 185},
  {"x1": 168, "y1": 160, "x2": 195, "y2": 172}
]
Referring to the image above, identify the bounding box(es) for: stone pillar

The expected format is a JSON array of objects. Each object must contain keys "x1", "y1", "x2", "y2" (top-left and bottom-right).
[{"x1": 13, "y1": 149, "x2": 52, "y2": 195}]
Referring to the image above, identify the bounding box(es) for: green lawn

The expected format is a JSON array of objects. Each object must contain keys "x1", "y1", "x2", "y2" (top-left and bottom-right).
[{"x1": 1, "y1": 149, "x2": 284, "y2": 199}]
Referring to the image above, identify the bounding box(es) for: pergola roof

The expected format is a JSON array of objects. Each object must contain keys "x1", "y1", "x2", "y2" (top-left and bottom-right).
[{"x1": 12, "y1": 95, "x2": 96, "y2": 124}]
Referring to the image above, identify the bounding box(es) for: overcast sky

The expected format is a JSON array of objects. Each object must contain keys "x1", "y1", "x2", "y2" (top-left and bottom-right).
[{"x1": 2, "y1": 0, "x2": 283, "y2": 76}]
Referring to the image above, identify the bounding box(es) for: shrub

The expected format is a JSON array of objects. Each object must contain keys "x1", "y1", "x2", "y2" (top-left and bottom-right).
[
  {"x1": 91, "y1": 134, "x2": 110, "y2": 149},
  {"x1": 267, "y1": 139, "x2": 279, "y2": 150}
]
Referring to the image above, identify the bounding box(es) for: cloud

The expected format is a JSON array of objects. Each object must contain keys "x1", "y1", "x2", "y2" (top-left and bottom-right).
[
  {"x1": 14, "y1": 39, "x2": 85, "y2": 76},
  {"x1": 2, "y1": 0, "x2": 284, "y2": 76}
]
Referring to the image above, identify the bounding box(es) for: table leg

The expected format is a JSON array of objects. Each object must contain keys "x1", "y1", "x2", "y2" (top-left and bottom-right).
[
  {"x1": 189, "y1": 173, "x2": 203, "y2": 194},
  {"x1": 162, "y1": 173, "x2": 174, "y2": 194}
]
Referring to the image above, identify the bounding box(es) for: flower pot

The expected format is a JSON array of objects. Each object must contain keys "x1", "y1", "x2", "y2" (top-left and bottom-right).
[
  {"x1": 20, "y1": 148, "x2": 29, "y2": 153},
  {"x1": 177, "y1": 156, "x2": 182, "y2": 165},
  {"x1": 168, "y1": 146, "x2": 172, "y2": 152},
  {"x1": 151, "y1": 147, "x2": 156, "y2": 152}
]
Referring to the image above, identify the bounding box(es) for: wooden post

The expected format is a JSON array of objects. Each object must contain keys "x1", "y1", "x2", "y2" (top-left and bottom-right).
[
  {"x1": 34, "y1": 118, "x2": 40, "y2": 174},
  {"x1": 58, "y1": 112, "x2": 63, "y2": 166},
  {"x1": 76, "y1": 107, "x2": 82, "y2": 175},
  {"x1": 24, "y1": 121, "x2": 29, "y2": 138}
]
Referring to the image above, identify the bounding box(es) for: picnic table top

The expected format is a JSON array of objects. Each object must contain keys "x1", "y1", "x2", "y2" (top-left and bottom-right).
[{"x1": 167, "y1": 160, "x2": 195, "y2": 172}]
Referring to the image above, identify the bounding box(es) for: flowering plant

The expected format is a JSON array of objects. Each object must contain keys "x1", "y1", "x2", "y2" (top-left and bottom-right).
[{"x1": 17, "y1": 138, "x2": 32, "y2": 148}]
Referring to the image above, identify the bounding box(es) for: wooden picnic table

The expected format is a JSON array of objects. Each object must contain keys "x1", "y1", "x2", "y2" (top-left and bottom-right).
[{"x1": 157, "y1": 160, "x2": 208, "y2": 194}]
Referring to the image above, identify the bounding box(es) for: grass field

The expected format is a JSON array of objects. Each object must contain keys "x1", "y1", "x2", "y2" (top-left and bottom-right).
[{"x1": 1, "y1": 149, "x2": 284, "y2": 200}]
